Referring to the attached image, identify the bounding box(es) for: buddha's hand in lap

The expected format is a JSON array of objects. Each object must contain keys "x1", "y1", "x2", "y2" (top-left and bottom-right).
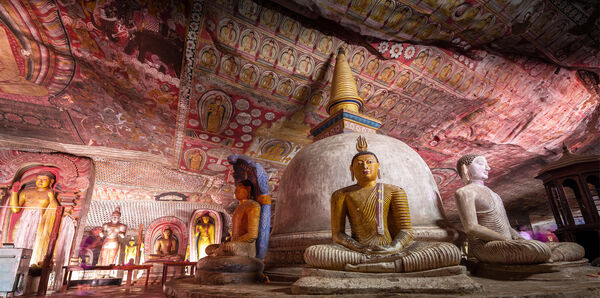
[
  {"x1": 366, "y1": 244, "x2": 400, "y2": 255},
  {"x1": 344, "y1": 260, "x2": 399, "y2": 273}
]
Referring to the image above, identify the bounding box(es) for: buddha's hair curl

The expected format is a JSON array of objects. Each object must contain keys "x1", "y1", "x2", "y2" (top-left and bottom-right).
[{"x1": 456, "y1": 153, "x2": 483, "y2": 178}]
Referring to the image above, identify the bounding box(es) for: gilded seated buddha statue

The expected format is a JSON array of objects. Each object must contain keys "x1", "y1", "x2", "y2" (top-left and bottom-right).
[
  {"x1": 454, "y1": 154, "x2": 585, "y2": 264},
  {"x1": 205, "y1": 180, "x2": 261, "y2": 258},
  {"x1": 196, "y1": 154, "x2": 272, "y2": 284},
  {"x1": 303, "y1": 136, "x2": 462, "y2": 273},
  {"x1": 148, "y1": 227, "x2": 183, "y2": 261}
]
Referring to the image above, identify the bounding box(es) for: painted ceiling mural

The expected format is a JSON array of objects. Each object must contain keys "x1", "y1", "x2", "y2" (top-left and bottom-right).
[
  {"x1": 54, "y1": 0, "x2": 188, "y2": 156},
  {"x1": 0, "y1": 0, "x2": 598, "y2": 223}
]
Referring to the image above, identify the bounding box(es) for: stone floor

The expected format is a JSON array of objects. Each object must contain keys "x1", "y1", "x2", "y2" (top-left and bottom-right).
[{"x1": 34, "y1": 267, "x2": 600, "y2": 297}]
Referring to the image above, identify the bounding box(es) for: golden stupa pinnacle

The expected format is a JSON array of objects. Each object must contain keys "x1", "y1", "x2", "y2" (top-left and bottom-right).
[{"x1": 326, "y1": 47, "x2": 364, "y2": 115}]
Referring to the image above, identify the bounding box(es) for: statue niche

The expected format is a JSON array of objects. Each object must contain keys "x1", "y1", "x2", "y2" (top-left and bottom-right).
[
  {"x1": 144, "y1": 216, "x2": 187, "y2": 262},
  {"x1": 149, "y1": 226, "x2": 182, "y2": 261},
  {"x1": 189, "y1": 209, "x2": 224, "y2": 261}
]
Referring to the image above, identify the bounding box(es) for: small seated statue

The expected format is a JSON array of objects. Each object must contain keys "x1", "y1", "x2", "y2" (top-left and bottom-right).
[
  {"x1": 304, "y1": 136, "x2": 462, "y2": 273},
  {"x1": 205, "y1": 180, "x2": 260, "y2": 258},
  {"x1": 149, "y1": 227, "x2": 183, "y2": 261},
  {"x1": 454, "y1": 154, "x2": 585, "y2": 264}
]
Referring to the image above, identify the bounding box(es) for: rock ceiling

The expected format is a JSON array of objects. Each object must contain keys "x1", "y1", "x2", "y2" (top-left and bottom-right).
[{"x1": 0, "y1": 0, "x2": 598, "y2": 223}]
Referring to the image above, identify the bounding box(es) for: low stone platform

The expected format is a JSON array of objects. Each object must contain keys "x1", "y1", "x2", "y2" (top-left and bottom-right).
[
  {"x1": 468, "y1": 259, "x2": 591, "y2": 281},
  {"x1": 164, "y1": 267, "x2": 600, "y2": 297},
  {"x1": 264, "y1": 266, "x2": 303, "y2": 282},
  {"x1": 291, "y1": 266, "x2": 482, "y2": 295},
  {"x1": 196, "y1": 255, "x2": 264, "y2": 284}
]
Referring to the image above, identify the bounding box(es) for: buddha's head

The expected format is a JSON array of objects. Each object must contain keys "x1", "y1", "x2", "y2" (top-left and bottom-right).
[
  {"x1": 234, "y1": 180, "x2": 253, "y2": 201},
  {"x1": 457, "y1": 154, "x2": 490, "y2": 184},
  {"x1": 35, "y1": 171, "x2": 55, "y2": 190},
  {"x1": 350, "y1": 136, "x2": 380, "y2": 184},
  {"x1": 201, "y1": 215, "x2": 211, "y2": 224},
  {"x1": 162, "y1": 227, "x2": 173, "y2": 239},
  {"x1": 128, "y1": 240, "x2": 135, "y2": 246},
  {"x1": 110, "y1": 206, "x2": 122, "y2": 224}
]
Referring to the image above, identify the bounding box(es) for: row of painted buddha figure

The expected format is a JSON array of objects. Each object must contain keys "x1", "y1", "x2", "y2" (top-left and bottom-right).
[{"x1": 301, "y1": 136, "x2": 584, "y2": 273}]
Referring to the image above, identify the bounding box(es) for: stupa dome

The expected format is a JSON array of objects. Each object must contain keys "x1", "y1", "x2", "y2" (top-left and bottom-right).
[{"x1": 266, "y1": 132, "x2": 458, "y2": 265}]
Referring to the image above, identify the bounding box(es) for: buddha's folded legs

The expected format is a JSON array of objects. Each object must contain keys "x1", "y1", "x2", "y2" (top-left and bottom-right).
[
  {"x1": 345, "y1": 242, "x2": 461, "y2": 273},
  {"x1": 304, "y1": 244, "x2": 368, "y2": 271},
  {"x1": 206, "y1": 242, "x2": 256, "y2": 257},
  {"x1": 546, "y1": 242, "x2": 585, "y2": 262},
  {"x1": 305, "y1": 242, "x2": 461, "y2": 272},
  {"x1": 470, "y1": 239, "x2": 551, "y2": 264},
  {"x1": 401, "y1": 241, "x2": 462, "y2": 272}
]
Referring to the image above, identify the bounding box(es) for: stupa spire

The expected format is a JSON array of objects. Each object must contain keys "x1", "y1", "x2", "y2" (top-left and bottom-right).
[
  {"x1": 310, "y1": 46, "x2": 382, "y2": 141},
  {"x1": 327, "y1": 47, "x2": 364, "y2": 114}
]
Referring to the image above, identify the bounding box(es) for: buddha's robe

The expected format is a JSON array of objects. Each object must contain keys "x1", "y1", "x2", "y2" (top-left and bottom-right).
[
  {"x1": 304, "y1": 184, "x2": 461, "y2": 272},
  {"x1": 12, "y1": 196, "x2": 58, "y2": 266},
  {"x1": 455, "y1": 184, "x2": 584, "y2": 264},
  {"x1": 206, "y1": 200, "x2": 260, "y2": 257},
  {"x1": 196, "y1": 222, "x2": 214, "y2": 259}
]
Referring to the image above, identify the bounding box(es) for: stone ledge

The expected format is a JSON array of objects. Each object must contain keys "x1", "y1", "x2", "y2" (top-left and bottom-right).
[
  {"x1": 163, "y1": 268, "x2": 600, "y2": 297},
  {"x1": 469, "y1": 259, "x2": 592, "y2": 281},
  {"x1": 291, "y1": 266, "x2": 483, "y2": 295},
  {"x1": 301, "y1": 265, "x2": 466, "y2": 278}
]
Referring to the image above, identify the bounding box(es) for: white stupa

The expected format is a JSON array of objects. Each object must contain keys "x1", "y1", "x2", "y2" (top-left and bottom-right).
[{"x1": 265, "y1": 48, "x2": 459, "y2": 267}]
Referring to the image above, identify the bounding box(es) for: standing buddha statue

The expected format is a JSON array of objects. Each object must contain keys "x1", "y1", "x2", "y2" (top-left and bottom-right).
[
  {"x1": 195, "y1": 215, "x2": 215, "y2": 259},
  {"x1": 9, "y1": 171, "x2": 59, "y2": 265},
  {"x1": 124, "y1": 239, "x2": 137, "y2": 265},
  {"x1": 303, "y1": 136, "x2": 462, "y2": 272}
]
